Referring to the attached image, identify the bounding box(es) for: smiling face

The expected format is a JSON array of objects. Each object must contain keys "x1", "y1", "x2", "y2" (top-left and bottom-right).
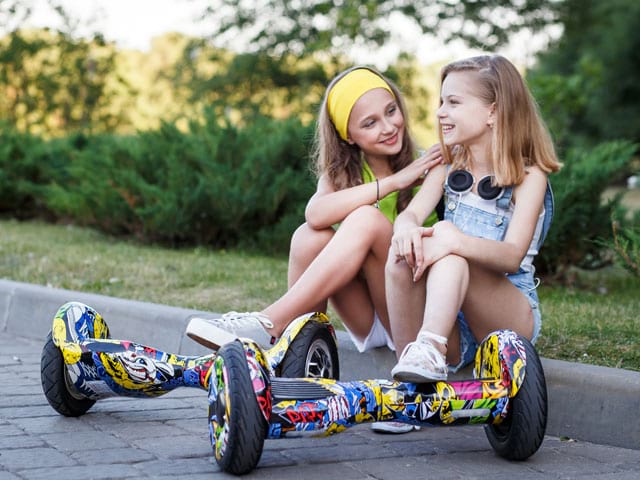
[
  {"x1": 346, "y1": 88, "x2": 405, "y2": 161},
  {"x1": 437, "y1": 71, "x2": 494, "y2": 149}
]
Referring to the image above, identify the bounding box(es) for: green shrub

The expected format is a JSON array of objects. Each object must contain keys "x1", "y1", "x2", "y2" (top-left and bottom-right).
[
  {"x1": 607, "y1": 214, "x2": 640, "y2": 277},
  {"x1": 538, "y1": 140, "x2": 637, "y2": 277},
  {"x1": 0, "y1": 125, "x2": 45, "y2": 217},
  {"x1": 42, "y1": 111, "x2": 315, "y2": 251}
]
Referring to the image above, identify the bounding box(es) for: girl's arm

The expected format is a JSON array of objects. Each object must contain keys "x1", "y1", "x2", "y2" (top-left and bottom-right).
[
  {"x1": 391, "y1": 164, "x2": 447, "y2": 271},
  {"x1": 304, "y1": 175, "x2": 376, "y2": 228},
  {"x1": 414, "y1": 167, "x2": 548, "y2": 280},
  {"x1": 305, "y1": 145, "x2": 442, "y2": 229}
]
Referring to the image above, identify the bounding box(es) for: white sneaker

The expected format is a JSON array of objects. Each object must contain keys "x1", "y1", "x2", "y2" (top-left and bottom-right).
[
  {"x1": 391, "y1": 331, "x2": 448, "y2": 383},
  {"x1": 186, "y1": 311, "x2": 275, "y2": 350},
  {"x1": 371, "y1": 421, "x2": 420, "y2": 434}
]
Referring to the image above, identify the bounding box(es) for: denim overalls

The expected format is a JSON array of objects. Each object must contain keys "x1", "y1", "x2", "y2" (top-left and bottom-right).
[{"x1": 443, "y1": 172, "x2": 554, "y2": 371}]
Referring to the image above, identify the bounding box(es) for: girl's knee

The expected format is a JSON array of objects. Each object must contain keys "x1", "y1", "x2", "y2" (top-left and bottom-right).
[
  {"x1": 289, "y1": 223, "x2": 332, "y2": 256},
  {"x1": 385, "y1": 252, "x2": 412, "y2": 283},
  {"x1": 434, "y1": 254, "x2": 469, "y2": 273},
  {"x1": 342, "y1": 205, "x2": 390, "y2": 233}
]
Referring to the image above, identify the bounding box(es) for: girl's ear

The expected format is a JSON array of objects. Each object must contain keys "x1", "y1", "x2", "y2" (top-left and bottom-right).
[{"x1": 487, "y1": 102, "x2": 497, "y2": 128}]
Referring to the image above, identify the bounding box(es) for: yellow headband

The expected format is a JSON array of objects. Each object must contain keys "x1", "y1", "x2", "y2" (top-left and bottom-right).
[{"x1": 327, "y1": 68, "x2": 395, "y2": 141}]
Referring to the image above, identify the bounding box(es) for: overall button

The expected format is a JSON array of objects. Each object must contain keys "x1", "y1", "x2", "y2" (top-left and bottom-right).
[
  {"x1": 447, "y1": 201, "x2": 456, "y2": 211},
  {"x1": 495, "y1": 217, "x2": 503, "y2": 226}
]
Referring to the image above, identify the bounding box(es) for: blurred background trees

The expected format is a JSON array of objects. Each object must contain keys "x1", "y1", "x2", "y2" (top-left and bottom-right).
[{"x1": 0, "y1": 0, "x2": 638, "y2": 277}]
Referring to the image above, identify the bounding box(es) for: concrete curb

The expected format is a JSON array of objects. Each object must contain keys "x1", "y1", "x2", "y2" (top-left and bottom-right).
[{"x1": 1, "y1": 278, "x2": 638, "y2": 450}]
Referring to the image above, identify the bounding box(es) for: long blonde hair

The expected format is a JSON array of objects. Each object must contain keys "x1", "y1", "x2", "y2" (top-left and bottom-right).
[
  {"x1": 439, "y1": 55, "x2": 561, "y2": 186},
  {"x1": 311, "y1": 66, "x2": 416, "y2": 212}
]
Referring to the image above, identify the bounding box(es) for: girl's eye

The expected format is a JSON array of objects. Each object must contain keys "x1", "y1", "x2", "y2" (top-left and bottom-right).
[
  {"x1": 363, "y1": 119, "x2": 375, "y2": 128},
  {"x1": 386, "y1": 105, "x2": 397, "y2": 115}
]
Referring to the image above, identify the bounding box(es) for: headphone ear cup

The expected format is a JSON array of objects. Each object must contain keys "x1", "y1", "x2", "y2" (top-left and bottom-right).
[
  {"x1": 478, "y1": 176, "x2": 503, "y2": 200},
  {"x1": 448, "y1": 170, "x2": 473, "y2": 193}
]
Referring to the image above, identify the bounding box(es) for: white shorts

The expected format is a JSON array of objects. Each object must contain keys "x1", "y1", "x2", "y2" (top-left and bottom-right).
[{"x1": 344, "y1": 312, "x2": 395, "y2": 353}]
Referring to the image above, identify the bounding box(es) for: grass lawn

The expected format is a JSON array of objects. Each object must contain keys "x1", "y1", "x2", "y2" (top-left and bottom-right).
[{"x1": 1, "y1": 218, "x2": 638, "y2": 372}]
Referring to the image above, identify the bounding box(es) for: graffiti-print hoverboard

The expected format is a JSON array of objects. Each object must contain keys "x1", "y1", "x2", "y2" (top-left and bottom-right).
[
  {"x1": 40, "y1": 301, "x2": 339, "y2": 417},
  {"x1": 209, "y1": 329, "x2": 547, "y2": 475}
]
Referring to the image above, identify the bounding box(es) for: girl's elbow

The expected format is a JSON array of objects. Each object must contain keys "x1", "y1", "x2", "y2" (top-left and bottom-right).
[
  {"x1": 305, "y1": 210, "x2": 327, "y2": 230},
  {"x1": 506, "y1": 251, "x2": 527, "y2": 273},
  {"x1": 505, "y1": 262, "x2": 521, "y2": 274},
  {"x1": 306, "y1": 218, "x2": 324, "y2": 230}
]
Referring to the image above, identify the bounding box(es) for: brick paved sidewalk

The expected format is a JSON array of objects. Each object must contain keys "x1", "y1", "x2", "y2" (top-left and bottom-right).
[{"x1": 2, "y1": 332, "x2": 639, "y2": 480}]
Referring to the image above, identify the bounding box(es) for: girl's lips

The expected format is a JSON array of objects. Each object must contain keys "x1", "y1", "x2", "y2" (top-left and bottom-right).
[
  {"x1": 382, "y1": 133, "x2": 398, "y2": 145},
  {"x1": 441, "y1": 124, "x2": 454, "y2": 135}
]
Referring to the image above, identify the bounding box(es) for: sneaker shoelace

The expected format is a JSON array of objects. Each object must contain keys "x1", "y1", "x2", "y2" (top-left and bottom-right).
[
  {"x1": 399, "y1": 332, "x2": 447, "y2": 372},
  {"x1": 219, "y1": 311, "x2": 275, "y2": 329}
]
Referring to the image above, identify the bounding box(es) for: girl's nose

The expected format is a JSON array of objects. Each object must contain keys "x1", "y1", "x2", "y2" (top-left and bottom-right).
[{"x1": 381, "y1": 117, "x2": 395, "y2": 133}]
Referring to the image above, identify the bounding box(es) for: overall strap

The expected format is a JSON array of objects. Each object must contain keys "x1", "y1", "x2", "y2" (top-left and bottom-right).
[
  {"x1": 537, "y1": 180, "x2": 555, "y2": 249},
  {"x1": 496, "y1": 187, "x2": 513, "y2": 211}
]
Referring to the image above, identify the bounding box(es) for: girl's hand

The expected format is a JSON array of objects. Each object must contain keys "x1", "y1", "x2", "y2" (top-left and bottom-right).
[
  {"x1": 391, "y1": 226, "x2": 434, "y2": 272},
  {"x1": 392, "y1": 143, "x2": 443, "y2": 190},
  {"x1": 412, "y1": 221, "x2": 462, "y2": 281}
]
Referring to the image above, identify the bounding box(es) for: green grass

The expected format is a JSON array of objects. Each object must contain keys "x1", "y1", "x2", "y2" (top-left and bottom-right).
[
  {"x1": 0, "y1": 218, "x2": 288, "y2": 312},
  {"x1": 2, "y1": 218, "x2": 639, "y2": 372},
  {"x1": 536, "y1": 268, "x2": 640, "y2": 371}
]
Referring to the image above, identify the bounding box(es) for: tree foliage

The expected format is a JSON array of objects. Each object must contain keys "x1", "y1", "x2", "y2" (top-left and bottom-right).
[
  {"x1": 202, "y1": 0, "x2": 558, "y2": 54},
  {"x1": 188, "y1": 0, "x2": 560, "y2": 123},
  {"x1": 531, "y1": 0, "x2": 640, "y2": 146}
]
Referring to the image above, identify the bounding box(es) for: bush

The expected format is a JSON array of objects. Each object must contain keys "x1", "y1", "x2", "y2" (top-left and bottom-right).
[
  {"x1": 42, "y1": 111, "x2": 315, "y2": 251},
  {"x1": 607, "y1": 214, "x2": 640, "y2": 277},
  {"x1": 537, "y1": 140, "x2": 638, "y2": 277},
  {"x1": 0, "y1": 125, "x2": 45, "y2": 217}
]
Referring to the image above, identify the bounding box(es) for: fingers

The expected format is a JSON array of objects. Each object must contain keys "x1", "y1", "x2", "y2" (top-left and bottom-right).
[
  {"x1": 411, "y1": 228, "x2": 424, "y2": 270},
  {"x1": 417, "y1": 145, "x2": 443, "y2": 176},
  {"x1": 413, "y1": 261, "x2": 427, "y2": 282}
]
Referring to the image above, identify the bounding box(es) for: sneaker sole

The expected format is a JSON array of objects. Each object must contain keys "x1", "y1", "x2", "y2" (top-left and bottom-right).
[
  {"x1": 391, "y1": 365, "x2": 447, "y2": 383},
  {"x1": 185, "y1": 317, "x2": 239, "y2": 350},
  {"x1": 371, "y1": 422, "x2": 418, "y2": 434}
]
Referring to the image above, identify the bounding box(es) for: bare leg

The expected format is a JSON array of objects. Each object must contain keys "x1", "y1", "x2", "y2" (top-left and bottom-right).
[
  {"x1": 385, "y1": 254, "x2": 426, "y2": 359},
  {"x1": 287, "y1": 223, "x2": 333, "y2": 313},
  {"x1": 407, "y1": 256, "x2": 533, "y2": 365},
  {"x1": 264, "y1": 206, "x2": 392, "y2": 339},
  {"x1": 289, "y1": 223, "x2": 384, "y2": 340},
  {"x1": 420, "y1": 255, "x2": 469, "y2": 364},
  {"x1": 461, "y1": 262, "x2": 534, "y2": 341}
]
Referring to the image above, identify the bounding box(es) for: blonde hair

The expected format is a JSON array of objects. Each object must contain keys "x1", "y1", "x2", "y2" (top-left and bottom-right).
[
  {"x1": 311, "y1": 66, "x2": 416, "y2": 212},
  {"x1": 438, "y1": 55, "x2": 561, "y2": 186}
]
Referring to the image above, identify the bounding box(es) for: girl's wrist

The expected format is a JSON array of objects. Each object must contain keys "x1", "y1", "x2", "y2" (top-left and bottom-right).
[{"x1": 378, "y1": 176, "x2": 396, "y2": 198}]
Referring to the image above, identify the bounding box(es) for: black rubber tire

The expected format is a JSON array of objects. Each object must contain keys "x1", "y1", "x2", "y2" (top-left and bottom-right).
[
  {"x1": 211, "y1": 341, "x2": 268, "y2": 475},
  {"x1": 484, "y1": 336, "x2": 548, "y2": 460},
  {"x1": 40, "y1": 332, "x2": 95, "y2": 417},
  {"x1": 279, "y1": 321, "x2": 340, "y2": 380}
]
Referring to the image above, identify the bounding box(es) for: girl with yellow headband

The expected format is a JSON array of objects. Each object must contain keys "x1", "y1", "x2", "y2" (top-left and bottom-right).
[{"x1": 187, "y1": 66, "x2": 442, "y2": 409}]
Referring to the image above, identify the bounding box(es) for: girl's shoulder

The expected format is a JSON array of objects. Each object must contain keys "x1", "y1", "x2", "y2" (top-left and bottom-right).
[
  {"x1": 522, "y1": 165, "x2": 547, "y2": 184},
  {"x1": 513, "y1": 166, "x2": 547, "y2": 204}
]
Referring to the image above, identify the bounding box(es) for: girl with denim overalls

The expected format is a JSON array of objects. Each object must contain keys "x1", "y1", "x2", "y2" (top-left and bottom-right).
[{"x1": 386, "y1": 55, "x2": 562, "y2": 383}]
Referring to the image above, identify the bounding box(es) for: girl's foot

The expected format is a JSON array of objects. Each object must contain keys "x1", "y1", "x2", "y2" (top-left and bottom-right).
[
  {"x1": 391, "y1": 330, "x2": 448, "y2": 383},
  {"x1": 186, "y1": 311, "x2": 276, "y2": 350}
]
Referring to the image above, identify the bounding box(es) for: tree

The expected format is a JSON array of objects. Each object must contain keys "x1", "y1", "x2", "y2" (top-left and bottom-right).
[
  {"x1": 531, "y1": 0, "x2": 640, "y2": 146},
  {"x1": 188, "y1": 0, "x2": 561, "y2": 122},
  {"x1": 202, "y1": 0, "x2": 558, "y2": 54}
]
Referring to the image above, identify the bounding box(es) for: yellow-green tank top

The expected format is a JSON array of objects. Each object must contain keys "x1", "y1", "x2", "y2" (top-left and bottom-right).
[{"x1": 362, "y1": 161, "x2": 438, "y2": 226}]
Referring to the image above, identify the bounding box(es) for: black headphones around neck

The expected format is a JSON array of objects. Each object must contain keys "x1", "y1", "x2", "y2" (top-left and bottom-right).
[{"x1": 447, "y1": 169, "x2": 504, "y2": 200}]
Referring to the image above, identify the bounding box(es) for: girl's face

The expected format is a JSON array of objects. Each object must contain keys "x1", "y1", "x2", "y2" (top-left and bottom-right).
[
  {"x1": 437, "y1": 71, "x2": 494, "y2": 148},
  {"x1": 347, "y1": 88, "x2": 405, "y2": 160}
]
